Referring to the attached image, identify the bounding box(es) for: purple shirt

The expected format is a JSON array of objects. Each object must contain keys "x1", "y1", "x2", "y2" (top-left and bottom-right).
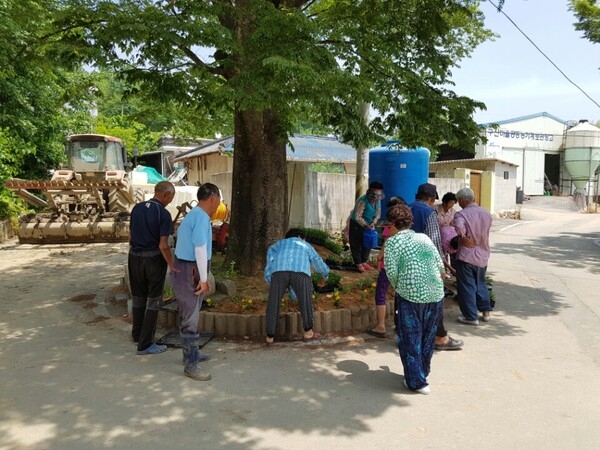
[{"x1": 453, "y1": 203, "x2": 492, "y2": 267}]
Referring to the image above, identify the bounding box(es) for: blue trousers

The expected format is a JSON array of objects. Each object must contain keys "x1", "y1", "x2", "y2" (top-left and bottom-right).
[
  {"x1": 454, "y1": 259, "x2": 492, "y2": 321},
  {"x1": 396, "y1": 294, "x2": 442, "y2": 391}
]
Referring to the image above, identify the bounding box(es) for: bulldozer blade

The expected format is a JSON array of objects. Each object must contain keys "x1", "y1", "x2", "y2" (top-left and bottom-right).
[{"x1": 17, "y1": 214, "x2": 130, "y2": 245}]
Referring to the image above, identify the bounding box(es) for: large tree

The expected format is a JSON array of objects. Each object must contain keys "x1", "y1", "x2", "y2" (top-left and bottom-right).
[{"x1": 53, "y1": 0, "x2": 491, "y2": 275}]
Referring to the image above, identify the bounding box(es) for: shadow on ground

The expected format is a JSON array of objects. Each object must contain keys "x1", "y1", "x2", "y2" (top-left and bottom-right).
[{"x1": 492, "y1": 232, "x2": 600, "y2": 275}]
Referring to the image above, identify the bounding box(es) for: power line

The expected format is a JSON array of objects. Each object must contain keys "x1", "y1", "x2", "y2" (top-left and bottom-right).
[{"x1": 487, "y1": 0, "x2": 600, "y2": 111}]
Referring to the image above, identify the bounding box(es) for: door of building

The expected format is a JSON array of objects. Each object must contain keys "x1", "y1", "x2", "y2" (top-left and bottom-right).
[{"x1": 470, "y1": 171, "x2": 482, "y2": 205}]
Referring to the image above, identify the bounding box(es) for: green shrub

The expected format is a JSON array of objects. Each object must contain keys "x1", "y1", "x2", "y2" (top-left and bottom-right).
[
  {"x1": 354, "y1": 278, "x2": 375, "y2": 290},
  {"x1": 312, "y1": 271, "x2": 342, "y2": 289},
  {"x1": 301, "y1": 227, "x2": 343, "y2": 255},
  {"x1": 308, "y1": 162, "x2": 344, "y2": 173},
  {"x1": 325, "y1": 271, "x2": 342, "y2": 288},
  {"x1": 325, "y1": 256, "x2": 342, "y2": 266},
  {"x1": 0, "y1": 187, "x2": 28, "y2": 221}
]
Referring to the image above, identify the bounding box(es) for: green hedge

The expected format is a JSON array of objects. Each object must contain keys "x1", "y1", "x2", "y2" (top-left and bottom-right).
[{"x1": 301, "y1": 227, "x2": 343, "y2": 255}]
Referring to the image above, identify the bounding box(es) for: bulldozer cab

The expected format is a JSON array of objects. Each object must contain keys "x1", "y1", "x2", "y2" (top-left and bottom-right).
[{"x1": 67, "y1": 134, "x2": 127, "y2": 174}]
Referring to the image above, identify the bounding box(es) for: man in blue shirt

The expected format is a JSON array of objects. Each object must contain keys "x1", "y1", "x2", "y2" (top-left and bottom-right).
[
  {"x1": 129, "y1": 181, "x2": 176, "y2": 355},
  {"x1": 410, "y1": 183, "x2": 464, "y2": 352},
  {"x1": 264, "y1": 229, "x2": 330, "y2": 344},
  {"x1": 171, "y1": 183, "x2": 221, "y2": 381}
]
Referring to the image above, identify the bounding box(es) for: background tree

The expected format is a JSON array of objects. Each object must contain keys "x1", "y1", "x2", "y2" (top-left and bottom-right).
[
  {"x1": 0, "y1": 0, "x2": 84, "y2": 219},
  {"x1": 50, "y1": 0, "x2": 491, "y2": 275},
  {"x1": 571, "y1": 0, "x2": 600, "y2": 44},
  {"x1": 88, "y1": 70, "x2": 233, "y2": 154}
]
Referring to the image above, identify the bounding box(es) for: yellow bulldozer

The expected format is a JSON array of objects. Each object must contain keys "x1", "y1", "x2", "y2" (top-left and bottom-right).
[{"x1": 5, "y1": 134, "x2": 152, "y2": 244}]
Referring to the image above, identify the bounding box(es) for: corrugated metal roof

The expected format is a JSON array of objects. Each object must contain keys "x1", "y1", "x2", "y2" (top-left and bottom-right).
[
  {"x1": 286, "y1": 135, "x2": 356, "y2": 162},
  {"x1": 430, "y1": 157, "x2": 519, "y2": 167},
  {"x1": 478, "y1": 112, "x2": 567, "y2": 127},
  {"x1": 172, "y1": 136, "x2": 235, "y2": 162},
  {"x1": 172, "y1": 134, "x2": 357, "y2": 163}
]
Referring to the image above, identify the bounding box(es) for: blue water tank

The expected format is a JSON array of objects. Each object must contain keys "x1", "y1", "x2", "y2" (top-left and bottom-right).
[{"x1": 369, "y1": 141, "x2": 430, "y2": 219}]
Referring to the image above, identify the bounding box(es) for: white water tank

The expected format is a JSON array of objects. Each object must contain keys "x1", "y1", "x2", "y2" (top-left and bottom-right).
[{"x1": 563, "y1": 121, "x2": 600, "y2": 189}]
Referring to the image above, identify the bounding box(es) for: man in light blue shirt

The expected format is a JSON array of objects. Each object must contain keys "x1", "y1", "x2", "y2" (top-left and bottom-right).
[
  {"x1": 264, "y1": 229, "x2": 330, "y2": 344},
  {"x1": 171, "y1": 183, "x2": 220, "y2": 381}
]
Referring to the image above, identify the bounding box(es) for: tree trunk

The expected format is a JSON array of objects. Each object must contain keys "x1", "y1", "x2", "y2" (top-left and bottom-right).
[
  {"x1": 354, "y1": 101, "x2": 371, "y2": 200},
  {"x1": 226, "y1": 108, "x2": 288, "y2": 276}
]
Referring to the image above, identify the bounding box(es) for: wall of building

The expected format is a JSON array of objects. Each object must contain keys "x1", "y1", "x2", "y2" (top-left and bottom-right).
[
  {"x1": 428, "y1": 178, "x2": 465, "y2": 199},
  {"x1": 187, "y1": 153, "x2": 232, "y2": 186},
  {"x1": 501, "y1": 147, "x2": 546, "y2": 195},
  {"x1": 475, "y1": 114, "x2": 567, "y2": 196},
  {"x1": 430, "y1": 161, "x2": 517, "y2": 213},
  {"x1": 490, "y1": 164, "x2": 518, "y2": 211},
  {"x1": 210, "y1": 172, "x2": 233, "y2": 207},
  {"x1": 481, "y1": 171, "x2": 494, "y2": 211},
  {"x1": 207, "y1": 162, "x2": 357, "y2": 231},
  {"x1": 343, "y1": 162, "x2": 357, "y2": 175}
]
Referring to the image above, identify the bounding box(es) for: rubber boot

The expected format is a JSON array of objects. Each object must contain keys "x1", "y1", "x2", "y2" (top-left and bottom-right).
[
  {"x1": 131, "y1": 306, "x2": 146, "y2": 344},
  {"x1": 137, "y1": 309, "x2": 159, "y2": 352},
  {"x1": 181, "y1": 337, "x2": 211, "y2": 381}
]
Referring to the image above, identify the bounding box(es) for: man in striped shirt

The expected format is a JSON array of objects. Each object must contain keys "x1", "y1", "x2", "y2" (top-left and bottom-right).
[{"x1": 264, "y1": 229, "x2": 330, "y2": 344}]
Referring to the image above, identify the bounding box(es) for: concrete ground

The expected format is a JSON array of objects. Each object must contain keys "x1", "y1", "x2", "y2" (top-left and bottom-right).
[{"x1": 1, "y1": 196, "x2": 600, "y2": 449}]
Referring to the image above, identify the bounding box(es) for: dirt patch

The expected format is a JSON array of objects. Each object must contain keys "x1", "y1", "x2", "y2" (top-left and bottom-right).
[{"x1": 203, "y1": 250, "x2": 394, "y2": 315}]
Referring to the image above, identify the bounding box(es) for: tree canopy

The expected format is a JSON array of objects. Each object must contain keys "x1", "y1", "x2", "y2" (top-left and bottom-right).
[
  {"x1": 7, "y1": 0, "x2": 494, "y2": 274},
  {"x1": 571, "y1": 0, "x2": 600, "y2": 44},
  {"x1": 52, "y1": 0, "x2": 491, "y2": 151},
  {"x1": 0, "y1": 0, "x2": 77, "y2": 218}
]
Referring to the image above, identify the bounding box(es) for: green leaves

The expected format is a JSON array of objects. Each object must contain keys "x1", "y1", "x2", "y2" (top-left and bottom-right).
[
  {"x1": 571, "y1": 0, "x2": 600, "y2": 44},
  {"x1": 47, "y1": 0, "x2": 493, "y2": 150},
  {"x1": 0, "y1": 0, "x2": 86, "y2": 217}
]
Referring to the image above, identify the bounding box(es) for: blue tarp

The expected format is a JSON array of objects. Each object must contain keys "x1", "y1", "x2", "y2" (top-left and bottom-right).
[{"x1": 133, "y1": 165, "x2": 167, "y2": 184}]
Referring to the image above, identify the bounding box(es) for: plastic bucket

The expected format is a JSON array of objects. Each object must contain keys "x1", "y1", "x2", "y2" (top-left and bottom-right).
[{"x1": 363, "y1": 228, "x2": 378, "y2": 248}]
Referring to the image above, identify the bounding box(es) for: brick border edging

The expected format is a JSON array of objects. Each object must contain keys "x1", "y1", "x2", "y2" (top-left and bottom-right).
[{"x1": 158, "y1": 299, "x2": 395, "y2": 339}]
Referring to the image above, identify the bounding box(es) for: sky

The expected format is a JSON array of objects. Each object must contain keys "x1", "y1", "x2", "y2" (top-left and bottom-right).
[{"x1": 450, "y1": 0, "x2": 600, "y2": 125}]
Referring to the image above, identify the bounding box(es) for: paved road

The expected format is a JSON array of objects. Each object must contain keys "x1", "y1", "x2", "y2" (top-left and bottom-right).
[{"x1": 1, "y1": 196, "x2": 600, "y2": 449}]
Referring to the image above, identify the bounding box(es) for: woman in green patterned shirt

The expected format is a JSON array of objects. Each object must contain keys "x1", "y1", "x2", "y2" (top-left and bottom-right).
[{"x1": 384, "y1": 204, "x2": 445, "y2": 395}]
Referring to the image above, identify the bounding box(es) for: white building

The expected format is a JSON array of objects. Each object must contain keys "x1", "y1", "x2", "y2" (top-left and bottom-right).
[{"x1": 475, "y1": 112, "x2": 569, "y2": 196}]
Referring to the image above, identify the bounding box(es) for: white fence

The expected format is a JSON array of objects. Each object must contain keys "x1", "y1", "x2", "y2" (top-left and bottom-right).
[
  {"x1": 304, "y1": 172, "x2": 356, "y2": 231},
  {"x1": 208, "y1": 170, "x2": 468, "y2": 232}
]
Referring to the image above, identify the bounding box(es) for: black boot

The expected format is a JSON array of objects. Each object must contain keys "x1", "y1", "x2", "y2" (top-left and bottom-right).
[
  {"x1": 131, "y1": 306, "x2": 146, "y2": 344},
  {"x1": 137, "y1": 309, "x2": 158, "y2": 352}
]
